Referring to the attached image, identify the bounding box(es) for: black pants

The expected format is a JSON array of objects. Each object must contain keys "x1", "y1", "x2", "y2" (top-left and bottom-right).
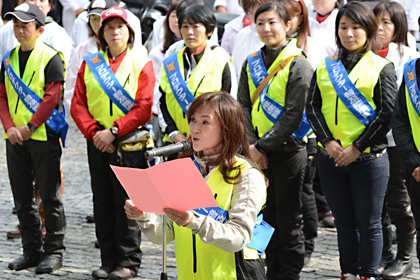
[
  {"x1": 405, "y1": 162, "x2": 420, "y2": 260},
  {"x1": 382, "y1": 147, "x2": 415, "y2": 233},
  {"x1": 302, "y1": 138, "x2": 318, "y2": 257},
  {"x1": 264, "y1": 149, "x2": 306, "y2": 280},
  {"x1": 6, "y1": 138, "x2": 66, "y2": 257},
  {"x1": 87, "y1": 140, "x2": 142, "y2": 271}
]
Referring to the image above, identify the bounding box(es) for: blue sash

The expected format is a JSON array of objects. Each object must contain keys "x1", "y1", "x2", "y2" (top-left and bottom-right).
[
  {"x1": 163, "y1": 52, "x2": 195, "y2": 115},
  {"x1": 404, "y1": 58, "x2": 420, "y2": 118},
  {"x1": 248, "y1": 50, "x2": 312, "y2": 139},
  {"x1": 3, "y1": 49, "x2": 68, "y2": 146},
  {"x1": 192, "y1": 159, "x2": 274, "y2": 255},
  {"x1": 84, "y1": 52, "x2": 134, "y2": 115},
  {"x1": 325, "y1": 56, "x2": 376, "y2": 126}
]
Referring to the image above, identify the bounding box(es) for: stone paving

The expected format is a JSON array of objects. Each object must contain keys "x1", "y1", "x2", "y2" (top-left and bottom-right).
[{"x1": 0, "y1": 121, "x2": 418, "y2": 279}]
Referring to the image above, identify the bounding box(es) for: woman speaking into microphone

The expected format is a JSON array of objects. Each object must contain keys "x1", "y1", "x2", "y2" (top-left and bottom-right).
[
  {"x1": 126, "y1": 92, "x2": 267, "y2": 280},
  {"x1": 71, "y1": 6, "x2": 155, "y2": 280}
]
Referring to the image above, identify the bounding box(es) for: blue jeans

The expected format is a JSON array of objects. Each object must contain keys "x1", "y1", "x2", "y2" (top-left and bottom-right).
[{"x1": 317, "y1": 152, "x2": 389, "y2": 278}]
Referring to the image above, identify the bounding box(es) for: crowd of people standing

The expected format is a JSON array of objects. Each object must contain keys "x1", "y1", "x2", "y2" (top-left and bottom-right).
[{"x1": 0, "y1": 0, "x2": 420, "y2": 280}]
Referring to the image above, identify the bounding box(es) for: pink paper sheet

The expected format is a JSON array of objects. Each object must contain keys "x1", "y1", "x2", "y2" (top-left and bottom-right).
[{"x1": 111, "y1": 158, "x2": 217, "y2": 214}]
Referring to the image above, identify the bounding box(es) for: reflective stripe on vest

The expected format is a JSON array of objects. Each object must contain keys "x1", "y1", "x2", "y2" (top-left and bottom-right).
[
  {"x1": 84, "y1": 48, "x2": 149, "y2": 129},
  {"x1": 173, "y1": 156, "x2": 263, "y2": 280},
  {"x1": 316, "y1": 51, "x2": 390, "y2": 152},
  {"x1": 4, "y1": 42, "x2": 67, "y2": 143},
  {"x1": 404, "y1": 58, "x2": 420, "y2": 153},
  {"x1": 248, "y1": 39, "x2": 304, "y2": 137},
  {"x1": 160, "y1": 45, "x2": 231, "y2": 142},
  {"x1": 84, "y1": 52, "x2": 134, "y2": 114}
]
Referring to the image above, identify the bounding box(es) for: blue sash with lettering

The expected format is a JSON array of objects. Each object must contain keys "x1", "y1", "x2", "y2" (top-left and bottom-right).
[
  {"x1": 404, "y1": 58, "x2": 420, "y2": 117},
  {"x1": 192, "y1": 159, "x2": 274, "y2": 255},
  {"x1": 248, "y1": 50, "x2": 312, "y2": 139},
  {"x1": 84, "y1": 52, "x2": 134, "y2": 115},
  {"x1": 3, "y1": 49, "x2": 68, "y2": 146},
  {"x1": 325, "y1": 56, "x2": 376, "y2": 126},
  {"x1": 163, "y1": 52, "x2": 195, "y2": 114}
]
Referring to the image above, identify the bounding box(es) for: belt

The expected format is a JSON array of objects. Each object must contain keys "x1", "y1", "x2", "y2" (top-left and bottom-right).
[{"x1": 319, "y1": 147, "x2": 386, "y2": 162}]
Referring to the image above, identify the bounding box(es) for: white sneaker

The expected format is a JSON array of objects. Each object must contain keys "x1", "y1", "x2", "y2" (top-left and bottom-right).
[
  {"x1": 341, "y1": 273, "x2": 357, "y2": 280},
  {"x1": 357, "y1": 276, "x2": 376, "y2": 280}
]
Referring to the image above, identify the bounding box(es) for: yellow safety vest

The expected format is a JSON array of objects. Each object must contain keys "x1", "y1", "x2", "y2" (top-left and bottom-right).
[
  {"x1": 4, "y1": 41, "x2": 65, "y2": 141},
  {"x1": 84, "y1": 48, "x2": 149, "y2": 129},
  {"x1": 316, "y1": 51, "x2": 390, "y2": 152},
  {"x1": 160, "y1": 44, "x2": 231, "y2": 142},
  {"x1": 405, "y1": 82, "x2": 420, "y2": 153},
  {"x1": 248, "y1": 39, "x2": 303, "y2": 137},
  {"x1": 173, "y1": 156, "x2": 263, "y2": 280}
]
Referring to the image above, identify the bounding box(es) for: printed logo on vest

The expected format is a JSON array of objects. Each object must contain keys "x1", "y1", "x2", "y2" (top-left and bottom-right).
[
  {"x1": 166, "y1": 60, "x2": 176, "y2": 73},
  {"x1": 90, "y1": 54, "x2": 102, "y2": 65},
  {"x1": 330, "y1": 53, "x2": 338, "y2": 61},
  {"x1": 408, "y1": 70, "x2": 415, "y2": 83},
  {"x1": 5, "y1": 57, "x2": 9, "y2": 66},
  {"x1": 251, "y1": 52, "x2": 258, "y2": 58}
]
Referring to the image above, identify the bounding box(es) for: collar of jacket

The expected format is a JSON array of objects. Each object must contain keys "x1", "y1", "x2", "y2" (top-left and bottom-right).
[
  {"x1": 339, "y1": 48, "x2": 368, "y2": 73},
  {"x1": 262, "y1": 39, "x2": 291, "y2": 68}
]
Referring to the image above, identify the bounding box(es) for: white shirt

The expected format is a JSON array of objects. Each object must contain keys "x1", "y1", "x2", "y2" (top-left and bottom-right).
[
  {"x1": 149, "y1": 42, "x2": 166, "y2": 113},
  {"x1": 151, "y1": 16, "x2": 219, "y2": 51},
  {"x1": 70, "y1": 8, "x2": 143, "y2": 61},
  {"x1": 220, "y1": 13, "x2": 245, "y2": 56},
  {"x1": 64, "y1": 36, "x2": 148, "y2": 117},
  {"x1": 231, "y1": 23, "x2": 264, "y2": 80},
  {"x1": 0, "y1": 19, "x2": 72, "y2": 67},
  {"x1": 308, "y1": 8, "x2": 338, "y2": 56},
  {"x1": 59, "y1": 0, "x2": 90, "y2": 35},
  {"x1": 213, "y1": 0, "x2": 244, "y2": 14},
  {"x1": 391, "y1": 0, "x2": 420, "y2": 32},
  {"x1": 303, "y1": 36, "x2": 328, "y2": 70}
]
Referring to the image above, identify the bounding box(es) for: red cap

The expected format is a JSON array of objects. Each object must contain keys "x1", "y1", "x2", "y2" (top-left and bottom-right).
[{"x1": 101, "y1": 6, "x2": 127, "y2": 25}]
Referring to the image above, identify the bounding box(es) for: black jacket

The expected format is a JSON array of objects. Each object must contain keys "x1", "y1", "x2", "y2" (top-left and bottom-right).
[
  {"x1": 237, "y1": 40, "x2": 313, "y2": 153},
  {"x1": 306, "y1": 50, "x2": 397, "y2": 154},
  {"x1": 392, "y1": 58, "x2": 420, "y2": 168}
]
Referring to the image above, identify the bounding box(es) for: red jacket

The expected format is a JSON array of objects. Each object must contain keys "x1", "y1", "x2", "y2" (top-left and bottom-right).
[{"x1": 70, "y1": 50, "x2": 155, "y2": 141}]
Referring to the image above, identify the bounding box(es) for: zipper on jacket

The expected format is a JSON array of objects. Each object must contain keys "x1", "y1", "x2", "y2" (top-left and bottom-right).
[
  {"x1": 192, "y1": 234, "x2": 197, "y2": 273},
  {"x1": 16, "y1": 71, "x2": 35, "y2": 114},
  {"x1": 335, "y1": 95, "x2": 338, "y2": 125}
]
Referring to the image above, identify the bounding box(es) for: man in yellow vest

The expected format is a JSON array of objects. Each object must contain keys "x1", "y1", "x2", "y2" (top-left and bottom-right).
[{"x1": 0, "y1": 3, "x2": 66, "y2": 274}]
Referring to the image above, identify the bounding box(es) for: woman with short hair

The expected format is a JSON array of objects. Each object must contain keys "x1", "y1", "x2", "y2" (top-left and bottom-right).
[{"x1": 71, "y1": 6, "x2": 155, "y2": 280}]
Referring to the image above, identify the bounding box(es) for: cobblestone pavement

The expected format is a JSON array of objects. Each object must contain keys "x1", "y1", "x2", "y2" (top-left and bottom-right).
[{"x1": 0, "y1": 121, "x2": 419, "y2": 279}]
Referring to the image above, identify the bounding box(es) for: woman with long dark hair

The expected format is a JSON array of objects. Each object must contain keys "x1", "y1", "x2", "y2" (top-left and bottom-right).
[
  {"x1": 306, "y1": 2, "x2": 397, "y2": 279},
  {"x1": 126, "y1": 91, "x2": 267, "y2": 280},
  {"x1": 373, "y1": 1, "x2": 419, "y2": 278}
]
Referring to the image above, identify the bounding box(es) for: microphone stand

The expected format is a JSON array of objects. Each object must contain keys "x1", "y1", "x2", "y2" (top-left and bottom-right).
[{"x1": 151, "y1": 154, "x2": 168, "y2": 280}]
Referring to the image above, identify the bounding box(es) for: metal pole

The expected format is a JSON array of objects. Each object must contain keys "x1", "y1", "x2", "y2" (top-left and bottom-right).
[{"x1": 161, "y1": 214, "x2": 168, "y2": 280}]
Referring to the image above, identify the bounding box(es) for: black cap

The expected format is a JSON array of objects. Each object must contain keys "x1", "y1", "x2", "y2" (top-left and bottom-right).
[
  {"x1": 5, "y1": 3, "x2": 45, "y2": 26},
  {"x1": 87, "y1": 0, "x2": 119, "y2": 16}
]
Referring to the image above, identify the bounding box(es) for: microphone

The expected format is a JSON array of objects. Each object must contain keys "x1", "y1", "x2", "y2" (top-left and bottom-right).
[{"x1": 144, "y1": 141, "x2": 191, "y2": 159}]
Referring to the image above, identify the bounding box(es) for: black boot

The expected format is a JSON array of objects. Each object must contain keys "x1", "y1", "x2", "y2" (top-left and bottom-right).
[
  {"x1": 382, "y1": 230, "x2": 415, "y2": 279},
  {"x1": 378, "y1": 225, "x2": 394, "y2": 276}
]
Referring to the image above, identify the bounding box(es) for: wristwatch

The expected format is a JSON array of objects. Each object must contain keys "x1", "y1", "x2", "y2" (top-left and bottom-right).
[
  {"x1": 110, "y1": 126, "x2": 118, "y2": 138},
  {"x1": 168, "y1": 131, "x2": 180, "y2": 142},
  {"x1": 27, "y1": 122, "x2": 37, "y2": 133}
]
